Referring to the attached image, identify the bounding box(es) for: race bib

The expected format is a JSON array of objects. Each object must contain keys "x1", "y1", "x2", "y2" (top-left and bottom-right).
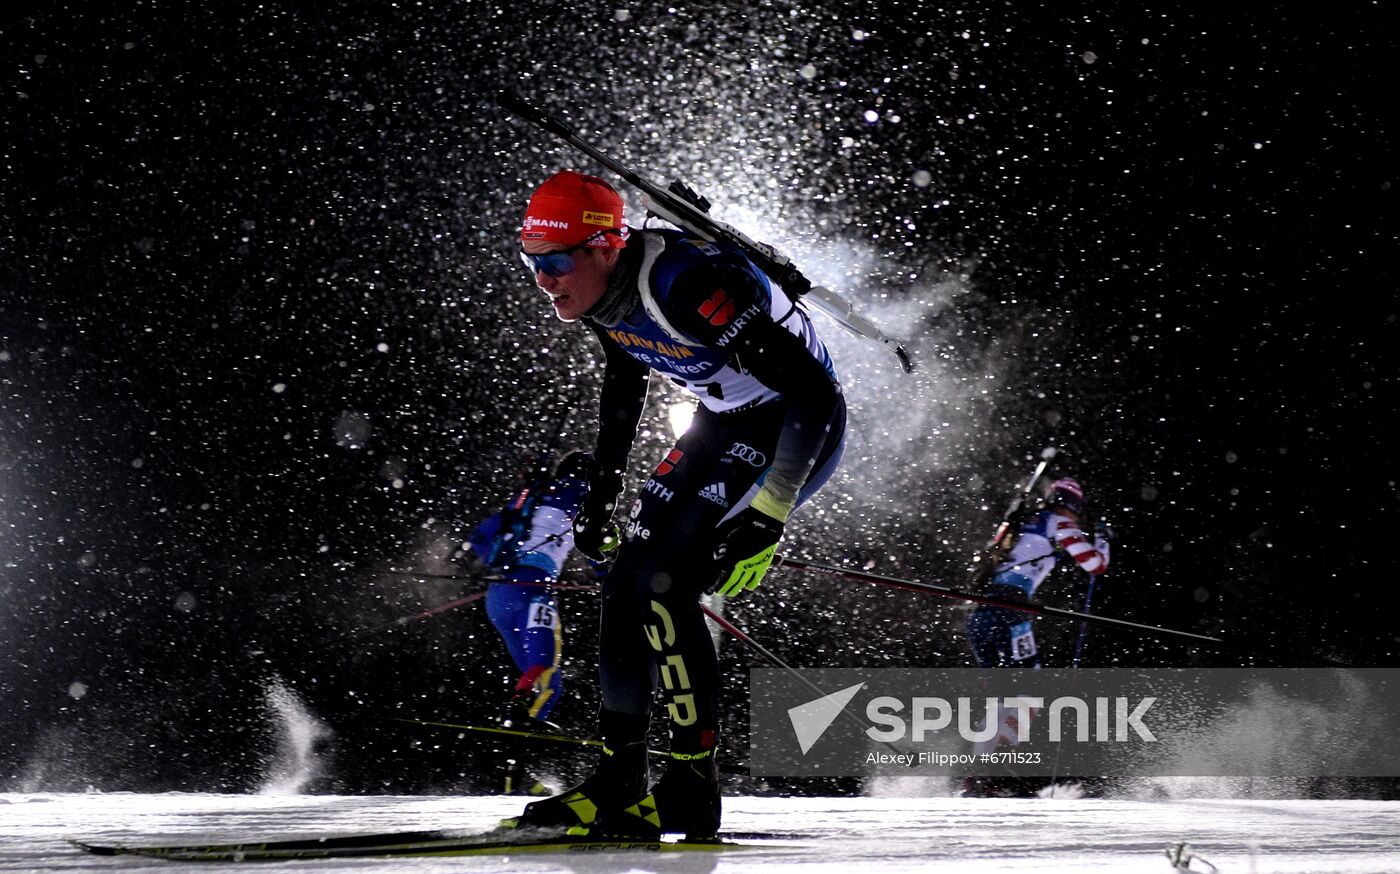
[
  {"x1": 1009, "y1": 620, "x2": 1038, "y2": 662},
  {"x1": 527, "y1": 601, "x2": 558, "y2": 630}
]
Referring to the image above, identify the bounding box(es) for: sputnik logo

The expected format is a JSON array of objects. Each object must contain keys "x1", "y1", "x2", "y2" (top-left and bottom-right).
[{"x1": 787, "y1": 682, "x2": 865, "y2": 755}]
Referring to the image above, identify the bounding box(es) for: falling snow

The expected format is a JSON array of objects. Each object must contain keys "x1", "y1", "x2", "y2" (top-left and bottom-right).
[{"x1": 0, "y1": 0, "x2": 1392, "y2": 831}]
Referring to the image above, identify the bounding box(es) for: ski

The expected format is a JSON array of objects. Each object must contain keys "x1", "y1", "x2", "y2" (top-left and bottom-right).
[
  {"x1": 393, "y1": 717, "x2": 607, "y2": 749},
  {"x1": 393, "y1": 716, "x2": 752, "y2": 775},
  {"x1": 69, "y1": 827, "x2": 772, "y2": 861}
]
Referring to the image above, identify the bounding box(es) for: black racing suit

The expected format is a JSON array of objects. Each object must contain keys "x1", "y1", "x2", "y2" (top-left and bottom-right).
[{"x1": 584, "y1": 229, "x2": 846, "y2": 754}]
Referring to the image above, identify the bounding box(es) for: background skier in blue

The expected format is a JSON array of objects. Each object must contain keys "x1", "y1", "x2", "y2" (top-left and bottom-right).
[
  {"x1": 507, "y1": 170, "x2": 846, "y2": 840},
  {"x1": 466, "y1": 449, "x2": 592, "y2": 795},
  {"x1": 467, "y1": 449, "x2": 592, "y2": 724}
]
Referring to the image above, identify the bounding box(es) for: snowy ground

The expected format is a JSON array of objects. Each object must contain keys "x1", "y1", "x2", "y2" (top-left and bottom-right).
[{"x1": 3, "y1": 792, "x2": 1398, "y2": 873}]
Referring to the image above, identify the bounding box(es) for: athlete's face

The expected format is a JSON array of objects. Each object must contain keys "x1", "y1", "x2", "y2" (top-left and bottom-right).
[{"x1": 522, "y1": 238, "x2": 620, "y2": 323}]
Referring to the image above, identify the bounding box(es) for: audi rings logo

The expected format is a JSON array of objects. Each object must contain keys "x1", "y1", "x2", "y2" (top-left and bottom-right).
[{"x1": 727, "y1": 443, "x2": 768, "y2": 467}]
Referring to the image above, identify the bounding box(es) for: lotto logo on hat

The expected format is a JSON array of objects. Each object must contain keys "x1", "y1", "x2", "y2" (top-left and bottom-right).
[{"x1": 521, "y1": 170, "x2": 628, "y2": 248}]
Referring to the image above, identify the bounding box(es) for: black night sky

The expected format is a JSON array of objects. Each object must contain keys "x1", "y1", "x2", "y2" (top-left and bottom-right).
[{"x1": 1, "y1": 3, "x2": 1394, "y2": 794}]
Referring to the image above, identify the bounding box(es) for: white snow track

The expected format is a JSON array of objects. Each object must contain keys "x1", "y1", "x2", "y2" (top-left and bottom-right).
[{"x1": 4, "y1": 792, "x2": 1398, "y2": 872}]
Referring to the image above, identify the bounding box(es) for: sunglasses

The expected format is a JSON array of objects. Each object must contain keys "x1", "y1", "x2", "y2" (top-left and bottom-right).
[{"x1": 518, "y1": 229, "x2": 620, "y2": 277}]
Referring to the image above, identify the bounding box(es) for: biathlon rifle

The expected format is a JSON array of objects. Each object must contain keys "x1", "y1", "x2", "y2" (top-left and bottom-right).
[
  {"x1": 497, "y1": 89, "x2": 913, "y2": 373},
  {"x1": 966, "y1": 446, "x2": 1059, "y2": 586}
]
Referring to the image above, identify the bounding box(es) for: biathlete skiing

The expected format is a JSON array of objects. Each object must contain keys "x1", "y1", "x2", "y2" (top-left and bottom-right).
[
  {"x1": 504, "y1": 169, "x2": 846, "y2": 840},
  {"x1": 466, "y1": 448, "x2": 593, "y2": 794}
]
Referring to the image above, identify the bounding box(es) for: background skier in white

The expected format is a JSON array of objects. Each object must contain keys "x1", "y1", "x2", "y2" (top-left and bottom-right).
[
  {"x1": 966, "y1": 476, "x2": 1110, "y2": 670},
  {"x1": 963, "y1": 476, "x2": 1111, "y2": 797}
]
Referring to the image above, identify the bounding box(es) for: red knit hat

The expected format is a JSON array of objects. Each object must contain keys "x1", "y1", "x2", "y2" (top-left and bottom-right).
[{"x1": 521, "y1": 170, "x2": 628, "y2": 249}]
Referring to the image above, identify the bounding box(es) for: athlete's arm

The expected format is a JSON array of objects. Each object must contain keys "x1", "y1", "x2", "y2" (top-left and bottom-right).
[
  {"x1": 467, "y1": 512, "x2": 504, "y2": 562},
  {"x1": 1052, "y1": 516, "x2": 1110, "y2": 574},
  {"x1": 586, "y1": 322, "x2": 651, "y2": 482}
]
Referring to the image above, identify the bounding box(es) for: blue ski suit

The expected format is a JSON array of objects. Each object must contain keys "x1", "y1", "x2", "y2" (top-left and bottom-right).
[{"x1": 470, "y1": 471, "x2": 589, "y2": 720}]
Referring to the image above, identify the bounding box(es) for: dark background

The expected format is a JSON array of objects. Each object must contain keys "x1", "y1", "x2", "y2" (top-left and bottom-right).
[{"x1": 1, "y1": 2, "x2": 1393, "y2": 794}]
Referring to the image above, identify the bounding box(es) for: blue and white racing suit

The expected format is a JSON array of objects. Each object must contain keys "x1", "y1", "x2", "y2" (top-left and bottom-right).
[
  {"x1": 470, "y1": 472, "x2": 588, "y2": 720},
  {"x1": 966, "y1": 507, "x2": 1110, "y2": 668}
]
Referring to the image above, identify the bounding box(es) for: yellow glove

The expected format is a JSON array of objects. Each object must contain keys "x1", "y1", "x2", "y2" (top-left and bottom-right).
[{"x1": 710, "y1": 490, "x2": 790, "y2": 596}]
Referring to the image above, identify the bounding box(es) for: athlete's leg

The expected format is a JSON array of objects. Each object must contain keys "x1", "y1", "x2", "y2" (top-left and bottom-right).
[
  {"x1": 594, "y1": 405, "x2": 791, "y2": 838},
  {"x1": 516, "y1": 592, "x2": 563, "y2": 721},
  {"x1": 965, "y1": 584, "x2": 1040, "y2": 669},
  {"x1": 514, "y1": 413, "x2": 756, "y2": 832},
  {"x1": 485, "y1": 582, "x2": 533, "y2": 674}
]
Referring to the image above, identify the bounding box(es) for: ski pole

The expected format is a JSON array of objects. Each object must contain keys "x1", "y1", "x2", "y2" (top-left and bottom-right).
[
  {"x1": 699, "y1": 604, "x2": 913, "y2": 758},
  {"x1": 337, "y1": 592, "x2": 488, "y2": 642},
  {"x1": 1072, "y1": 574, "x2": 1099, "y2": 668},
  {"x1": 777, "y1": 555, "x2": 1205, "y2": 638},
  {"x1": 344, "y1": 579, "x2": 599, "y2": 640},
  {"x1": 390, "y1": 718, "x2": 748, "y2": 775},
  {"x1": 380, "y1": 569, "x2": 598, "y2": 592},
  {"x1": 394, "y1": 717, "x2": 602, "y2": 747},
  {"x1": 700, "y1": 604, "x2": 820, "y2": 696},
  {"x1": 772, "y1": 555, "x2": 1351, "y2": 667},
  {"x1": 1048, "y1": 572, "x2": 1099, "y2": 796},
  {"x1": 1072, "y1": 519, "x2": 1112, "y2": 666}
]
